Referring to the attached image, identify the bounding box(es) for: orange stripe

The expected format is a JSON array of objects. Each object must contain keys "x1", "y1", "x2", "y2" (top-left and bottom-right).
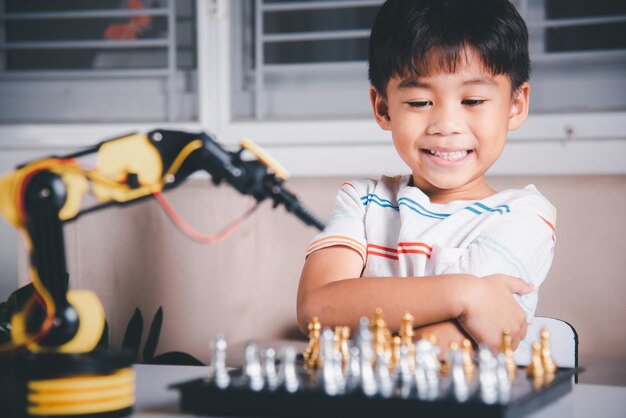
[
  {"x1": 367, "y1": 251, "x2": 399, "y2": 261},
  {"x1": 397, "y1": 241, "x2": 433, "y2": 251},
  {"x1": 537, "y1": 215, "x2": 556, "y2": 242},
  {"x1": 398, "y1": 249, "x2": 431, "y2": 258},
  {"x1": 341, "y1": 181, "x2": 356, "y2": 189},
  {"x1": 307, "y1": 235, "x2": 366, "y2": 253},
  {"x1": 306, "y1": 240, "x2": 366, "y2": 257}
]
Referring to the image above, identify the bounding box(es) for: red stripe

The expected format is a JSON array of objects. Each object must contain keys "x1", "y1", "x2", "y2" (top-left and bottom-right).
[
  {"x1": 367, "y1": 251, "x2": 399, "y2": 261},
  {"x1": 367, "y1": 243, "x2": 398, "y2": 253},
  {"x1": 341, "y1": 181, "x2": 356, "y2": 190},
  {"x1": 397, "y1": 241, "x2": 433, "y2": 251},
  {"x1": 398, "y1": 249, "x2": 431, "y2": 258}
]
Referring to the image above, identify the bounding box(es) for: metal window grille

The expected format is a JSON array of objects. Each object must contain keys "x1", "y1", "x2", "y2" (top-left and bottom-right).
[
  {"x1": 0, "y1": 0, "x2": 196, "y2": 123},
  {"x1": 241, "y1": 0, "x2": 626, "y2": 120}
]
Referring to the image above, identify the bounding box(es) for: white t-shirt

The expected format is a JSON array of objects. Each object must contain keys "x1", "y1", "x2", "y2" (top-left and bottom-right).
[{"x1": 306, "y1": 174, "x2": 557, "y2": 324}]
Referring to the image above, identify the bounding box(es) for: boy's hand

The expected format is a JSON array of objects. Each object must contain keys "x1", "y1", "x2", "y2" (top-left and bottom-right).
[{"x1": 457, "y1": 274, "x2": 533, "y2": 352}]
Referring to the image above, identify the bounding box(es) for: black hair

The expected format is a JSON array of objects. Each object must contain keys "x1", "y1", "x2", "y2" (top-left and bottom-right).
[{"x1": 368, "y1": 0, "x2": 530, "y2": 95}]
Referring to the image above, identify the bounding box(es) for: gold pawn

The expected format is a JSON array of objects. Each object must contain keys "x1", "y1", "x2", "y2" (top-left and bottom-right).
[
  {"x1": 390, "y1": 335, "x2": 401, "y2": 373},
  {"x1": 540, "y1": 328, "x2": 557, "y2": 374},
  {"x1": 462, "y1": 339, "x2": 476, "y2": 379},
  {"x1": 372, "y1": 308, "x2": 388, "y2": 358},
  {"x1": 500, "y1": 329, "x2": 517, "y2": 379},
  {"x1": 526, "y1": 342, "x2": 545, "y2": 379},
  {"x1": 303, "y1": 316, "x2": 322, "y2": 369},
  {"x1": 338, "y1": 326, "x2": 351, "y2": 369},
  {"x1": 399, "y1": 312, "x2": 416, "y2": 370}
]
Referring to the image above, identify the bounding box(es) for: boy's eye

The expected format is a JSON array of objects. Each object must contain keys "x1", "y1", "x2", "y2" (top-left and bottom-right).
[
  {"x1": 408, "y1": 101, "x2": 432, "y2": 108},
  {"x1": 462, "y1": 99, "x2": 485, "y2": 106}
]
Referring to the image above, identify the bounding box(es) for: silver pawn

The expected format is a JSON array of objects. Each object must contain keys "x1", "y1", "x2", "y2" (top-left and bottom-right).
[
  {"x1": 279, "y1": 346, "x2": 300, "y2": 393},
  {"x1": 375, "y1": 353, "x2": 394, "y2": 398},
  {"x1": 321, "y1": 327, "x2": 340, "y2": 396},
  {"x1": 451, "y1": 348, "x2": 470, "y2": 402},
  {"x1": 496, "y1": 353, "x2": 512, "y2": 402},
  {"x1": 244, "y1": 342, "x2": 264, "y2": 391},
  {"x1": 357, "y1": 317, "x2": 378, "y2": 397},
  {"x1": 264, "y1": 347, "x2": 279, "y2": 391},
  {"x1": 478, "y1": 345, "x2": 498, "y2": 404},
  {"x1": 209, "y1": 333, "x2": 230, "y2": 389}
]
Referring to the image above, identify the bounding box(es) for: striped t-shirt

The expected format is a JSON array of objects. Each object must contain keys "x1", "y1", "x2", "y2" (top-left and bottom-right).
[{"x1": 306, "y1": 174, "x2": 557, "y2": 323}]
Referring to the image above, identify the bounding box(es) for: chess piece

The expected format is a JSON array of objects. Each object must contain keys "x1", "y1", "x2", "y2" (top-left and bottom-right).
[
  {"x1": 322, "y1": 327, "x2": 340, "y2": 396},
  {"x1": 451, "y1": 346, "x2": 470, "y2": 402},
  {"x1": 462, "y1": 338, "x2": 476, "y2": 380},
  {"x1": 478, "y1": 345, "x2": 498, "y2": 404},
  {"x1": 496, "y1": 353, "x2": 512, "y2": 402},
  {"x1": 303, "y1": 317, "x2": 322, "y2": 369},
  {"x1": 263, "y1": 347, "x2": 279, "y2": 391},
  {"x1": 357, "y1": 316, "x2": 378, "y2": 397},
  {"x1": 279, "y1": 346, "x2": 300, "y2": 393},
  {"x1": 372, "y1": 308, "x2": 388, "y2": 359},
  {"x1": 415, "y1": 338, "x2": 440, "y2": 400},
  {"x1": 244, "y1": 342, "x2": 264, "y2": 391},
  {"x1": 540, "y1": 328, "x2": 557, "y2": 374},
  {"x1": 209, "y1": 333, "x2": 230, "y2": 389},
  {"x1": 399, "y1": 312, "x2": 416, "y2": 370},
  {"x1": 398, "y1": 345, "x2": 413, "y2": 398},
  {"x1": 336, "y1": 326, "x2": 351, "y2": 370},
  {"x1": 347, "y1": 345, "x2": 362, "y2": 390},
  {"x1": 500, "y1": 330, "x2": 517, "y2": 379},
  {"x1": 390, "y1": 335, "x2": 401, "y2": 373},
  {"x1": 526, "y1": 342, "x2": 545, "y2": 379},
  {"x1": 375, "y1": 353, "x2": 394, "y2": 398}
]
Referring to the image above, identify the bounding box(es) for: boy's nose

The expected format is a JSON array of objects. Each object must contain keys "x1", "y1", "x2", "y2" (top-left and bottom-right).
[{"x1": 425, "y1": 103, "x2": 463, "y2": 136}]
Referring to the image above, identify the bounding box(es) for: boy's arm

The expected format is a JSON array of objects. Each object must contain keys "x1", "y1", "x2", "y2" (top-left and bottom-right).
[{"x1": 297, "y1": 246, "x2": 533, "y2": 351}]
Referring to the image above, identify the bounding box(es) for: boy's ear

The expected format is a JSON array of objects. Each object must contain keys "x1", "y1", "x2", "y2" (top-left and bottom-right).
[
  {"x1": 508, "y1": 82, "x2": 530, "y2": 131},
  {"x1": 370, "y1": 86, "x2": 391, "y2": 130}
]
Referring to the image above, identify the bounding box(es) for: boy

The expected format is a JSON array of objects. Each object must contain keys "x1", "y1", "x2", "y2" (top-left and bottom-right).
[{"x1": 297, "y1": 0, "x2": 556, "y2": 354}]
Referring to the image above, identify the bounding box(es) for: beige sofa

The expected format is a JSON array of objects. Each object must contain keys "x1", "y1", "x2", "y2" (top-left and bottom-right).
[{"x1": 20, "y1": 175, "x2": 626, "y2": 385}]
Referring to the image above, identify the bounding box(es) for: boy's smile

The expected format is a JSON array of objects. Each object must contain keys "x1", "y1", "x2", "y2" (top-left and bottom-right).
[{"x1": 371, "y1": 48, "x2": 529, "y2": 203}]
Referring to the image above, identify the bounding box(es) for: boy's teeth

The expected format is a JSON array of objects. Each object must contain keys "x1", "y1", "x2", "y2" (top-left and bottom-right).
[{"x1": 428, "y1": 149, "x2": 468, "y2": 160}]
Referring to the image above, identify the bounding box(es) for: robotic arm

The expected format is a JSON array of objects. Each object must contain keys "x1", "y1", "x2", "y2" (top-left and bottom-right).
[{"x1": 0, "y1": 129, "x2": 325, "y2": 354}]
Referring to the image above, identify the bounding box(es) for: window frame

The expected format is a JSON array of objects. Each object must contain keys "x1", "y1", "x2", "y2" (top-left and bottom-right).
[{"x1": 0, "y1": 0, "x2": 624, "y2": 177}]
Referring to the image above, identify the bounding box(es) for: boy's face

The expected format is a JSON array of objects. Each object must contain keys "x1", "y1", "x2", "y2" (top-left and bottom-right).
[{"x1": 370, "y1": 48, "x2": 530, "y2": 202}]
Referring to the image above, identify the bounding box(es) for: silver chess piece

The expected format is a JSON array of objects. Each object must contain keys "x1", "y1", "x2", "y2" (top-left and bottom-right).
[
  {"x1": 279, "y1": 346, "x2": 300, "y2": 393},
  {"x1": 244, "y1": 342, "x2": 264, "y2": 391},
  {"x1": 375, "y1": 353, "x2": 394, "y2": 398},
  {"x1": 264, "y1": 347, "x2": 279, "y2": 391},
  {"x1": 322, "y1": 327, "x2": 340, "y2": 396},
  {"x1": 209, "y1": 333, "x2": 230, "y2": 389},
  {"x1": 357, "y1": 317, "x2": 378, "y2": 397},
  {"x1": 398, "y1": 345, "x2": 414, "y2": 398},
  {"x1": 496, "y1": 353, "x2": 512, "y2": 402},
  {"x1": 451, "y1": 347, "x2": 470, "y2": 402},
  {"x1": 478, "y1": 345, "x2": 498, "y2": 404}
]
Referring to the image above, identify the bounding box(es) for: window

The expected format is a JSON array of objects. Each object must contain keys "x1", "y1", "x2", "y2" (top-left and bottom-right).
[
  {"x1": 230, "y1": 0, "x2": 626, "y2": 120},
  {"x1": 0, "y1": 0, "x2": 197, "y2": 123}
]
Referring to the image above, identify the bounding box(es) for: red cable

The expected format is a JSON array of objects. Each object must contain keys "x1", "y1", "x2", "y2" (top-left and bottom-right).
[{"x1": 152, "y1": 191, "x2": 260, "y2": 244}]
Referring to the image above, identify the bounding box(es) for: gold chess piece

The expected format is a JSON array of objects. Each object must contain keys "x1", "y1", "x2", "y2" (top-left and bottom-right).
[
  {"x1": 500, "y1": 329, "x2": 517, "y2": 379},
  {"x1": 540, "y1": 328, "x2": 557, "y2": 374},
  {"x1": 372, "y1": 308, "x2": 389, "y2": 358},
  {"x1": 335, "y1": 326, "x2": 351, "y2": 369},
  {"x1": 526, "y1": 342, "x2": 545, "y2": 379},
  {"x1": 441, "y1": 341, "x2": 460, "y2": 376},
  {"x1": 390, "y1": 335, "x2": 401, "y2": 373},
  {"x1": 461, "y1": 338, "x2": 476, "y2": 379},
  {"x1": 399, "y1": 312, "x2": 416, "y2": 370},
  {"x1": 303, "y1": 316, "x2": 322, "y2": 369}
]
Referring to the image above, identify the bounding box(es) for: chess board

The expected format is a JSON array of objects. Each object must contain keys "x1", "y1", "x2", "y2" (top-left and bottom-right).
[{"x1": 172, "y1": 363, "x2": 578, "y2": 418}]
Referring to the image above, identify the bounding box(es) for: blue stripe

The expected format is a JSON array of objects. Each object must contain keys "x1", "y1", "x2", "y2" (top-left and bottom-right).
[
  {"x1": 465, "y1": 202, "x2": 511, "y2": 215},
  {"x1": 398, "y1": 202, "x2": 448, "y2": 219},
  {"x1": 361, "y1": 194, "x2": 399, "y2": 211},
  {"x1": 398, "y1": 197, "x2": 450, "y2": 218}
]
